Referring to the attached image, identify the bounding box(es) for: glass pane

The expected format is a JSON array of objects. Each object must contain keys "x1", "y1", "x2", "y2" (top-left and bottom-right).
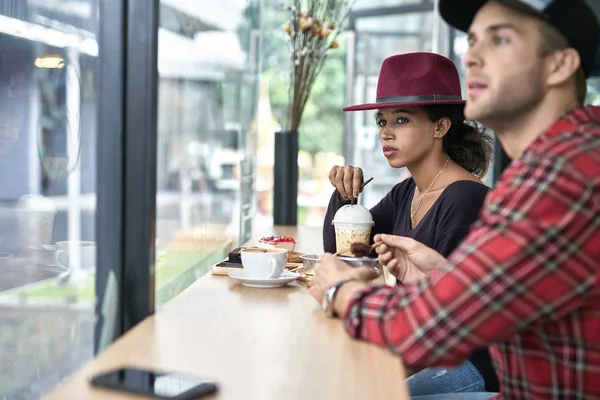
[
  {"x1": 587, "y1": 77, "x2": 600, "y2": 105},
  {"x1": 155, "y1": 0, "x2": 261, "y2": 306},
  {"x1": 450, "y1": 29, "x2": 496, "y2": 186},
  {"x1": 255, "y1": 2, "x2": 347, "y2": 226},
  {"x1": 349, "y1": 11, "x2": 434, "y2": 208},
  {"x1": 354, "y1": 0, "x2": 424, "y2": 10},
  {"x1": 451, "y1": 30, "x2": 468, "y2": 97},
  {"x1": 0, "y1": 1, "x2": 98, "y2": 398}
]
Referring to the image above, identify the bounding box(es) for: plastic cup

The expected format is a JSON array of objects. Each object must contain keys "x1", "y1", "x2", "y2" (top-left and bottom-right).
[
  {"x1": 333, "y1": 222, "x2": 372, "y2": 254},
  {"x1": 332, "y1": 205, "x2": 374, "y2": 256}
]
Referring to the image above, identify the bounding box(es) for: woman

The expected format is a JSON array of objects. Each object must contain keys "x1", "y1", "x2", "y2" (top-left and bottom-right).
[{"x1": 323, "y1": 53, "x2": 498, "y2": 395}]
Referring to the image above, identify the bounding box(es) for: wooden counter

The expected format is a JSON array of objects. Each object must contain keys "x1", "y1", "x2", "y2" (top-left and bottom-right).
[{"x1": 43, "y1": 226, "x2": 408, "y2": 400}]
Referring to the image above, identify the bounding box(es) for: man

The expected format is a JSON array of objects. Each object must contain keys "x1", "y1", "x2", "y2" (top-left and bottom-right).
[{"x1": 310, "y1": 1, "x2": 600, "y2": 398}]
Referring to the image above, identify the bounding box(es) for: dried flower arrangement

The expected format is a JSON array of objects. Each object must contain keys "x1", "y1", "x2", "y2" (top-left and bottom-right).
[{"x1": 281, "y1": 0, "x2": 355, "y2": 130}]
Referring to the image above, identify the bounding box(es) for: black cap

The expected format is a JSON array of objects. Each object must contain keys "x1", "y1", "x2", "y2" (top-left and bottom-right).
[{"x1": 439, "y1": 0, "x2": 600, "y2": 77}]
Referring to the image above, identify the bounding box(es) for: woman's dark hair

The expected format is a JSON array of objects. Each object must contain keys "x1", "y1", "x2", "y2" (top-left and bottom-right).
[{"x1": 425, "y1": 104, "x2": 494, "y2": 178}]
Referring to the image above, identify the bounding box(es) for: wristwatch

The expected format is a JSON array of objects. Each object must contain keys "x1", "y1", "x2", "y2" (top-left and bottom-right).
[{"x1": 322, "y1": 278, "x2": 354, "y2": 318}]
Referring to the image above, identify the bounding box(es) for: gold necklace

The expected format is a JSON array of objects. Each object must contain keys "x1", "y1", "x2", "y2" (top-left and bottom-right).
[{"x1": 410, "y1": 157, "x2": 450, "y2": 228}]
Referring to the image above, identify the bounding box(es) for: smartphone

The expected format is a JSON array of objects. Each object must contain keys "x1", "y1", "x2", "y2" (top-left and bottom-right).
[{"x1": 90, "y1": 367, "x2": 218, "y2": 399}]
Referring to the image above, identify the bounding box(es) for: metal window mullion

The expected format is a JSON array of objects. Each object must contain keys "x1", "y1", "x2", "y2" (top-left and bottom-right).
[
  {"x1": 95, "y1": 0, "x2": 159, "y2": 354},
  {"x1": 95, "y1": 0, "x2": 127, "y2": 354},
  {"x1": 122, "y1": 0, "x2": 159, "y2": 330}
]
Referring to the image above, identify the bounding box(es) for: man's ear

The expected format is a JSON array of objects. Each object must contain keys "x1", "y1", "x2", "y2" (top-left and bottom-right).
[
  {"x1": 545, "y1": 48, "x2": 581, "y2": 88},
  {"x1": 434, "y1": 117, "x2": 451, "y2": 138}
]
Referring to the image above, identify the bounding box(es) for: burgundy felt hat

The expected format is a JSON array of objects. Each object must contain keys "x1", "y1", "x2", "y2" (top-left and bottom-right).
[{"x1": 343, "y1": 52, "x2": 465, "y2": 112}]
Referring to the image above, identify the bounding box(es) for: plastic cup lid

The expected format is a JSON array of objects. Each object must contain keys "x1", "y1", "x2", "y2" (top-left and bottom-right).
[{"x1": 332, "y1": 204, "x2": 374, "y2": 225}]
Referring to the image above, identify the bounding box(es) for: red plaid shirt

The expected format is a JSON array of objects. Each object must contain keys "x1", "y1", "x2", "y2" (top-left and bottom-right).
[{"x1": 344, "y1": 105, "x2": 600, "y2": 399}]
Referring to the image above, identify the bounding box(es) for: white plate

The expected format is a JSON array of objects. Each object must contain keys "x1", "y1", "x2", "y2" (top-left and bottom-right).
[{"x1": 228, "y1": 270, "x2": 299, "y2": 288}]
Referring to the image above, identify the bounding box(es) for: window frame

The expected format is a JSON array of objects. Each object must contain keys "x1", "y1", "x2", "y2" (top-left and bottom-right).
[{"x1": 95, "y1": 0, "x2": 159, "y2": 353}]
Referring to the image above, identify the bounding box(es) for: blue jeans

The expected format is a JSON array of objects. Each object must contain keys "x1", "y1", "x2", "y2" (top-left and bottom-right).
[
  {"x1": 411, "y1": 394, "x2": 496, "y2": 400},
  {"x1": 407, "y1": 360, "x2": 486, "y2": 396}
]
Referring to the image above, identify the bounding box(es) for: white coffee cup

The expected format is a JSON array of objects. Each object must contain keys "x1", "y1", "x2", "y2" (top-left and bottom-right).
[
  {"x1": 56, "y1": 241, "x2": 96, "y2": 271},
  {"x1": 241, "y1": 247, "x2": 288, "y2": 279}
]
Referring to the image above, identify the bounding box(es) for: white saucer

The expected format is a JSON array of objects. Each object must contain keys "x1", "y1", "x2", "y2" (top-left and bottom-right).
[{"x1": 228, "y1": 270, "x2": 299, "y2": 288}]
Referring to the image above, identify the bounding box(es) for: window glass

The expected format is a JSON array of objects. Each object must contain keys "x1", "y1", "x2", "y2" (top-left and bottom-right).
[
  {"x1": 0, "y1": 2, "x2": 99, "y2": 397},
  {"x1": 586, "y1": 77, "x2": 600, "y2": 105},
  {"x1": 155, "y1": 0, "x2": 261, "y2": 306},
  {"x1": 349, "y1": 11, "x2": 434, "y2": 208},
  {"x1": 354, "y1": 0, "x2": 425, "y2": 10}
]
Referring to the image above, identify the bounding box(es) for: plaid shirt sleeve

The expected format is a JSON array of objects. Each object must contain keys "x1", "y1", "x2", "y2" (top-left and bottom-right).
[{"x1": 343, "y1": 148, "x2": 600, "y2": 368}]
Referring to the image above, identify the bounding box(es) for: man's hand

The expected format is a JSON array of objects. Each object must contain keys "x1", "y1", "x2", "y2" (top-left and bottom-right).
[
  {"x1": 374, "y1": 234, "x2": 447, "y2": 283},
  {"x1": 309, "y1": 254, "x2": 379, "y2": 304}
]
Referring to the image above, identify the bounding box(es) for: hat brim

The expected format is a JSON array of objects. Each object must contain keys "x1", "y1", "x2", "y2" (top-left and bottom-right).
[
  {"x1": 343, "y1": 99, "x2": 466, "y2": 112},
  {"x1": 439, "y1": 0, "x2": 544, "y2": 33}
]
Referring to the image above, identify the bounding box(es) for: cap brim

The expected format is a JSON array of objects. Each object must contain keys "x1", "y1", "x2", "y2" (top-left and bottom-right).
[
  {"x1": 343, "y1": 99, "x2": 466, "y2": 112},
  {"x1": 439, "y1": 0, "x2": 544, "y2": 33},
  {"x1": 439, "y1": 0, "x2": 600, "y2": 78}
]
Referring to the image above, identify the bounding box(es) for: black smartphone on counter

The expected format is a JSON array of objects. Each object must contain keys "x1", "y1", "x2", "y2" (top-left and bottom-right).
[{"x1": 90, "y1": 367, "x2": 218, "y2": 399}]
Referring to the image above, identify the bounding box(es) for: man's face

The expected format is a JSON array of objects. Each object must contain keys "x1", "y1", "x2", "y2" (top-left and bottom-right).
[{"x1": 463, "y1": 2, "x2": 547, "y2": 126}]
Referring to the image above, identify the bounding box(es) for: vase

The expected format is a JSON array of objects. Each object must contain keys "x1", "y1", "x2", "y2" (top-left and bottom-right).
[{"x1": 273, "y1": 130, "x2": 298, "y2": 226}]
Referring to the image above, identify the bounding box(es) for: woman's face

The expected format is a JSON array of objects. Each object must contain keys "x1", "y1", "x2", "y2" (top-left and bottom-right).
[{"x1": 375, "y1": 106, "x2": 439, "y2": 168}]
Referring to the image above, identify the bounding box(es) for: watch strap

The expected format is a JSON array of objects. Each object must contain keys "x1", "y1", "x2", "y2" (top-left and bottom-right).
[{"x1": 325, "y1": 278, "x2": 354, "y2": 318}]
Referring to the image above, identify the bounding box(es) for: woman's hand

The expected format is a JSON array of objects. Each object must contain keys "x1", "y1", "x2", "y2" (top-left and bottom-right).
[
  {"x1": 328, "y1": 165, "x2": 364, "y2": 200},
  {"x1": 374, "y1": 234, "x2": 447, "y2": 283}
]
